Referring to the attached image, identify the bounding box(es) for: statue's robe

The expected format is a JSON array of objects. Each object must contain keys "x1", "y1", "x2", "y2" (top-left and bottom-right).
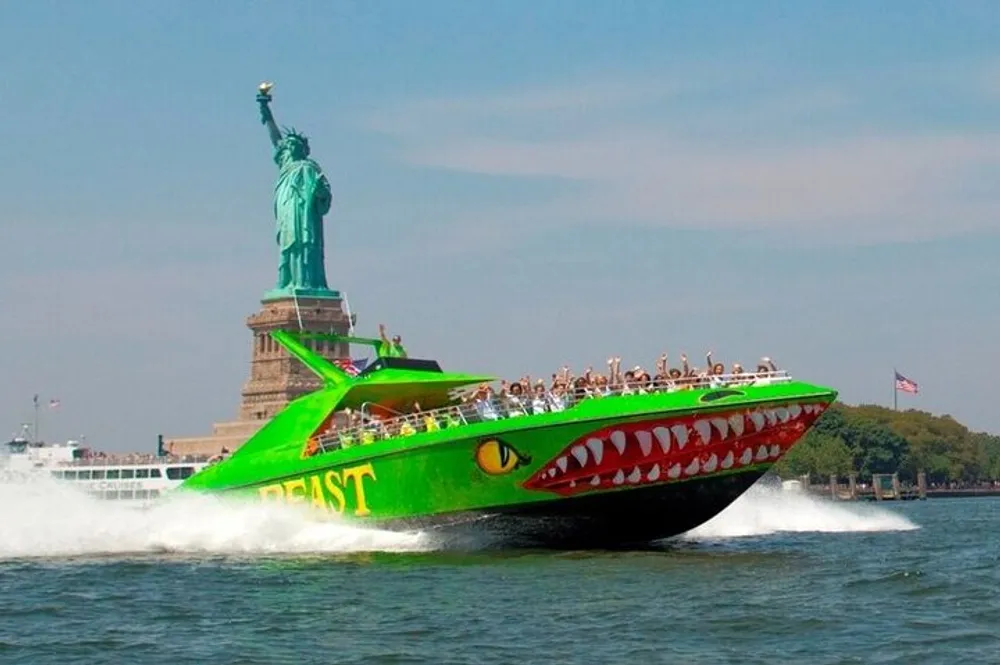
[{"x1": 273, "y1": 150, "x2": 332, "y2": 291}]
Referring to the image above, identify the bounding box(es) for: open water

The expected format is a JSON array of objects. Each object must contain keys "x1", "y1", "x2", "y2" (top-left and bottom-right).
[{"x1": 0, "y1": 477, "x2": 996, "y2": 665}]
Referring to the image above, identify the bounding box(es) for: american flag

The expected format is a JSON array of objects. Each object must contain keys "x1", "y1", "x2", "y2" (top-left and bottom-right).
[
  {"x1": 334, "y1": 357, "x2": 369, "y2": 376},
  {"x1": 895, "y1": 371, "x2": 918, "y2": 394}
]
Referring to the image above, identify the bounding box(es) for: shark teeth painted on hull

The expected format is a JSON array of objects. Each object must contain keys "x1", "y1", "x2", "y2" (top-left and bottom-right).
[{"x1": 524, "y1": 401, "x2": 829, "y2": 496}]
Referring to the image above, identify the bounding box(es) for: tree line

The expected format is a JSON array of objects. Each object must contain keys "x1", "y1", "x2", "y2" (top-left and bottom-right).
[{"x1": 772, "y1": 403, "x2": 1000, "y2": 484}]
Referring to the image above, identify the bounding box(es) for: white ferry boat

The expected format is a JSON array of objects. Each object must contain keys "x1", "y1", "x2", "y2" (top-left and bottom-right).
[{"x1": 1, "y1": 427, "x2": 213, "y2": 504}]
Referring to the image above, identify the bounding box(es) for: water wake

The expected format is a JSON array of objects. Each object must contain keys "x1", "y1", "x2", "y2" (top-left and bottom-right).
[
  {"x1": 0, "y1": 477, "x2": 430, "y2": 560},
  {"x1": 683, "y1": 483, "x2": 919, "y2": 540}
]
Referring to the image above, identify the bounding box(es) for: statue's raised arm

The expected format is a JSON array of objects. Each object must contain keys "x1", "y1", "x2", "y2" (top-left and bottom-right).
[{"x1": 256, "y1": 82, "x2": 282, "y2": 148}]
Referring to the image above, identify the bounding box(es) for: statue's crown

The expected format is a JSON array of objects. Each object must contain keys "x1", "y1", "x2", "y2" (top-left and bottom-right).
[{"x1": 282, "y1": 126, "x2": 310, "y2": 153}]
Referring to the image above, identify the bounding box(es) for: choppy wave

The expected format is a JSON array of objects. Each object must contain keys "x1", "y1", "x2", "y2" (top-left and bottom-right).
[
  {"x1": 683, "y1": 482, "x2": 919, "y2": 540},
  {"x1": 0, "y1": 473, "x2": 921, "y2": 559},
  {"x1": 0, "y1": 476, "x2": 430, "y2": 560}
]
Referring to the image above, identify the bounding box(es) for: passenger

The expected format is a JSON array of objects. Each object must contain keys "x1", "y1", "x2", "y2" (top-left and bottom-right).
[
  {"x1": 505, "y1": 382, "x2": 528, "y2": 416},
  {"x1": 443, "y1": 409, "x2": 463, "y2": 428},
  {"x1": 473, "y1": 384, "x2": 500, "y2": 420},
  {"x1": 399, "y1": 418, "x2": 417, "y2": 436},
  {"x1": 705, "y1": 352, "x2": 728, "y2": 387},
  {"x1": 531, "y1": 380, "x2": 549, "y2": 414},
  {"x1": 377, "y1": 323, "x2": 408, "y2": 358},
  {"x1": 754, "y1": 357, "x2": 779, "y2": 385},
  {"x1": 548, "y1": 382, "x2": 568, "y2": 411}
]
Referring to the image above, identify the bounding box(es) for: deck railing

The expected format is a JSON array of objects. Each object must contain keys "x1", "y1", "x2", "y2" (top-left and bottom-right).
[
  {"x1": 26, "y1": 455, "x2": 213, "y2": 468},
  {"x1": 311, "y1": 370, "x2": 792, "y2": 456}
]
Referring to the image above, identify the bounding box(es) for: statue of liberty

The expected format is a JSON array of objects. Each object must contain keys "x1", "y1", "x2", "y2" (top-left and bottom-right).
[{"x1": 256, "y1": 82, "x2": 336, "y2": 299}]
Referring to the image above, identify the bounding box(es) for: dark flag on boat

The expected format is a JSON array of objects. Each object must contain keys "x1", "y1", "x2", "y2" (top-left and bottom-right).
[
  {"x1": 335, "y1": 357, "x2": 369, "y2": 377},
  {"x1": 894, "y1": 371, "x2": 918, "y2": 394}
]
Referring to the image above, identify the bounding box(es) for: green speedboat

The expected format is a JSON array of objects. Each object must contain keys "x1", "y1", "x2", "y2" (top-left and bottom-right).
[{"x1": 181, "y1": 330, "x2": 837, "y2": 548}]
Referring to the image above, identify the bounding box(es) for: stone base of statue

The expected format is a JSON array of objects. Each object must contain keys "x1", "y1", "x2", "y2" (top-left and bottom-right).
[{"x1": 161, "y1": 295, "x2": 355, "y2": 458}]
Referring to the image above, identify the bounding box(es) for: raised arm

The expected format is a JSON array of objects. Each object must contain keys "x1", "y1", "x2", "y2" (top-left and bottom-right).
[{"x1": 257, "y1": 83, "x2": 283, "y2": 148}]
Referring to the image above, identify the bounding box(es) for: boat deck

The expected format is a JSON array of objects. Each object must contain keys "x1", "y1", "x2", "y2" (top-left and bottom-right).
[{"x1": 311, "y1": 370, "x2": 795, "y2": 455}]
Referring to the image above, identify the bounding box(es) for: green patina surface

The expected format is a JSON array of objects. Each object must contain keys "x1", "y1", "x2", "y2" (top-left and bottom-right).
[
  {"x1": 256, "y1": 86, "x2": 339, "y2": 301},
  {"x1": 181, "y1": 330, "x2": 838, "y2": 523}
]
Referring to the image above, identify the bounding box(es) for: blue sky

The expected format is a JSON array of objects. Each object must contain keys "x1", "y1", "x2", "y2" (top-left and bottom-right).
[{"x1": 2, "y1": 1, "x2": 999, "y2": 451}]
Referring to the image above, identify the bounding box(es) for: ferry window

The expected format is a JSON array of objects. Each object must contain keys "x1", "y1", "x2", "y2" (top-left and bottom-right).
[
  {"x1": 120, "y1": 469, "x2": 135, "y2": 479},
  {"x1": 50, "y1": 471, "x2": 62, "y2": 479},
  {"x1": 78, "y1": 470, "x2": 91, "y2": 480},
  {"x1": 63, "y1": 471, "x2": 77, "y2": 480},
  {"x1": 135, "y1": 468, "x2": 149, "y2": 479},
  {"x1": 91, "y1": 470, "x2": 105, "y2": 480},
  {"x1": 166, "y1": 466, "x2": 195, "y2": 480},
  {"x1": 150, "y1": 469, "x2": 162, "y2": 478},
  {"x1": 135, "y1": 489, "x2": 149, "y2": 500},
  {"x1": 106, "y1": 469, "x2": 120, "y2": 479},
  {"x1": 119, "y1": 490, "x2": 134, "y2": 500},
  {"x1": 149, "y1": 489, "x2": 160, "y2": 498},
  {"x1": 104, "y1": 491, "x2": 117, "y2": 500}
]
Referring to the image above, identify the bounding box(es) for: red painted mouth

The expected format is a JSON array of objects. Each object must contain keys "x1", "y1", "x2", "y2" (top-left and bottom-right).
[{"x1": 523, "y1": 401, "x2": 828, "y2": 496}]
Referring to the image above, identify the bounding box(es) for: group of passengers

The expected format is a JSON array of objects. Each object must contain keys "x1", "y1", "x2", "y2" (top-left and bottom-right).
[
  {"x1": 308, "y1": 352, "x2": 779, "y2": 454},
  {"x1": 466, "y1": 352, "x2": 780, "y2": 420}
]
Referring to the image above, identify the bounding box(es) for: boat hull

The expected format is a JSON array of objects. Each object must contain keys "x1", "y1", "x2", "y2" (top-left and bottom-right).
[
  {"x1": 182, "y1": 386, "x2": 835, "y2": 548},
  {"x1": 373, "y1": 466, "x2": 767, "y2": 549}
]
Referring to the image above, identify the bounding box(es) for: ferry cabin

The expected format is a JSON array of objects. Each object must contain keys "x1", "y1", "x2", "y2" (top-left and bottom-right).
[
  {"x1": 2, "y1": 435, "x2": 207, "y2": 502},
  {"x1": 48, "y1": 463, "x2": 203, "y2": 502}
]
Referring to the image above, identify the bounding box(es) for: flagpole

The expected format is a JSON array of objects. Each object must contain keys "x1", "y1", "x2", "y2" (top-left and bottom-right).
[
  {"x1": 892, "y1": 369, "x2": 897, "y2": 411},
  {"x1": 33, "y1": 394, "x2": 40, "y2": 442}
]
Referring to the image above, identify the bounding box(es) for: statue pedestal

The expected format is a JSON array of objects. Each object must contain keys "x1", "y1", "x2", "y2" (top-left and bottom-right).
[
  {"x1": 161, "y1": 295, "x2": 355, "y2": 458},
  {"x1": 238, "y1": 295, "x2": 354, "y2": 421}
]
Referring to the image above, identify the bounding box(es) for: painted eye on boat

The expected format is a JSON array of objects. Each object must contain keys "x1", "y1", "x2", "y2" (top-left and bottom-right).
[{"x1": 475, "y1": 439, "x2": 530, "y2": 476}]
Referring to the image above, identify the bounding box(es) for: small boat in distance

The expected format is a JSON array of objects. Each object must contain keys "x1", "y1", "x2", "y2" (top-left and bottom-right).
[
  {"x1": 180, "y1": 330, "x2": 838, "y2": 549},
  {"x1": 1, "y1": 425, "x2": 211, "y2": 505}
]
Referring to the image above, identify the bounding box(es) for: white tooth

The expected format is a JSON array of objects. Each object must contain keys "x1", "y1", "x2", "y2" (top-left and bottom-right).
[
  {"x1": 711, "y1": 418, "x2": 729, "y2": 439},
  {"x1": 590, "y1": 475, "x2": 600, "y2": 486},
  {"x1": 667, "y1": 463, "x2": 682, "y2": 479},
  {"x1": 721, "y1": 451, "x2": 734, "y2": 469},
  {"x1": 671, "y1": 424, "x2": 689, "y2": 449},
  {"x1": 585, "y1": 438, "x2": 604, "y2": 465},
  {"x1": 648, "y1": 464, "x2": 661, "y2": 481},
  {"x1": 570, "y1": 480, "x2": 576, "y2": 488},
  {"x1": 803, "y1": 404, "x2": 815, "y2": 414},
  {"x1": 703, "y1": 454, "x2": 718, "y2": 473},
  {"x1": 769, "y1": 444, "x2": 781, "y2": 459},
  {"x1": 610, "y1": 431, "x2": 627, "y2": 455},
  {"x1": 756, "y1": 445, "x2": 769, "y2": 461},
  {"x1": 788, "y1": 404, "x2": 802, "y2": 419},
  {"x1": 815, "y1": 404, "x2": 826, "y2": 413},
  {"x1": 571, "y1": 445, "x2": 589, "y2": 467},
  {"x1": 653, "y1": 426, "x2": 671, "y2": 453},
  {"x1": 740, "y1": 448, "x2": 753, "y2": 465},
  {"x1": 750, "y1": 411, "x2": 765, "y2": 431},
  {"x1": 775, "y1": 407, "x2": 789, "y2": 423},
  {"x1": 765, "y1": 410, "x2": 778, "y2": 426},
  {"x1": 728, "y1": 414, "x2": 744, "y2": 437},
  {"x1": 547, "y1": 468, "x2": 557, "y2": 478},
  {"x1": 556, "y1": 456, "x2": 568, "y2": 473},
  {"x1": 627, "y1": 467, "x2": 642, "y2": 484},
  {"x1": 635, "y1": 430, "x2": 653, "y2": 457},
  {"x1": 694, "y1": 420, "x2": 712, "y2": 445},
  {"x1": 613, "y1": 469, "x2": 625, "y2": 485},
  {"x1": 684, "y1": 458, "x2": 700, "y2": 476}
]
